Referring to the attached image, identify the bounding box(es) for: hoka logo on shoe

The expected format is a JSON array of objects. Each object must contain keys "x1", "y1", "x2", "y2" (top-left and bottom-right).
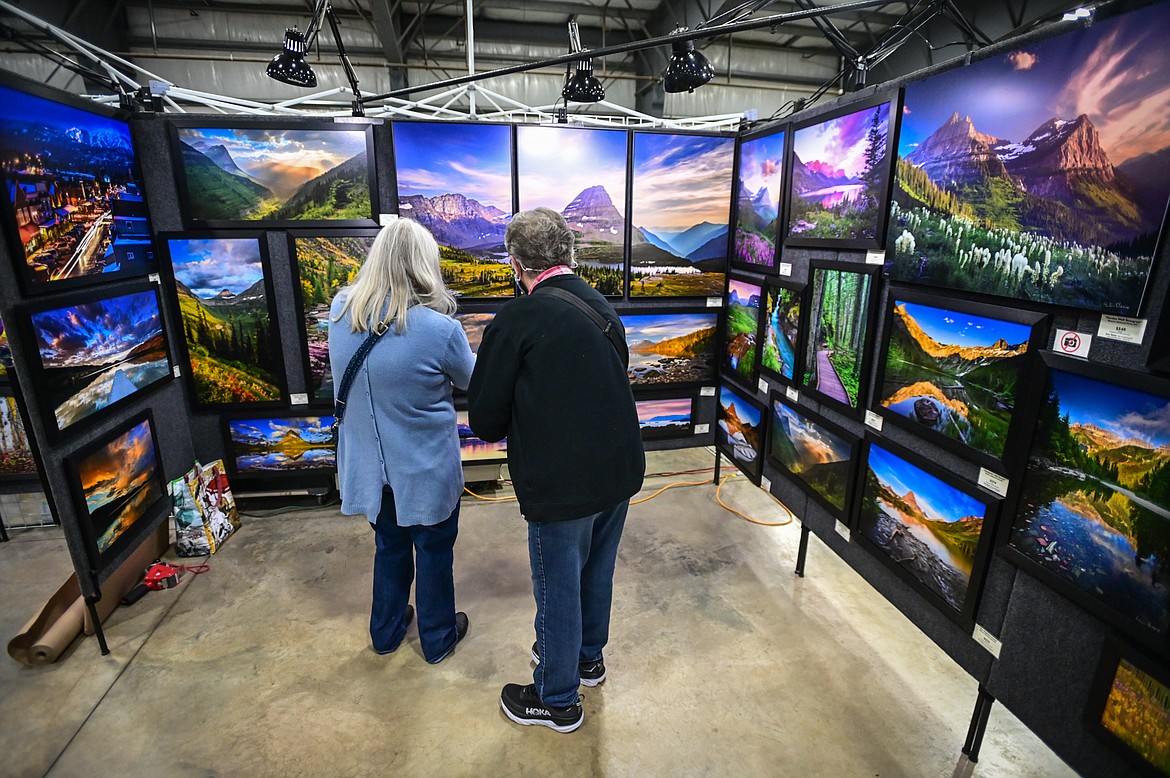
[{"x1": 526, "y1": 707, "x2": 549, "y2": 716}]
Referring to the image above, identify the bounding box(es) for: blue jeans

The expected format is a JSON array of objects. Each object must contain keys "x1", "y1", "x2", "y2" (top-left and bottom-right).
[
  {"x1": 529, "y1": 500, "x2": 629, "y2": 707},
  {"x1": 372, "y1": 487, "x2": 460, "y2": 662}
]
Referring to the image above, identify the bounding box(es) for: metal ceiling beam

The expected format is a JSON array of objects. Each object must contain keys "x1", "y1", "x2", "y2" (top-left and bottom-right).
[
  {"x1": 368, "y1": 0, "x2": 407, "y2": 90},
  {"x1": 465, "y1": 0, "x2": 653, "y2": 22},
  {"x1": 413, "y1": 14, "x2": 641, "y2": 47}
]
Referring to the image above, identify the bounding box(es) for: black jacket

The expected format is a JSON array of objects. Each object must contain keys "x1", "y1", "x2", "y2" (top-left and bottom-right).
[{"x1": 467, "y1": 273, "x2": 645, "y2": 522}]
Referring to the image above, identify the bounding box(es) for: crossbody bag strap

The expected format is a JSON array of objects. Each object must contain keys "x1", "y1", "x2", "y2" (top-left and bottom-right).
[
  {"x1": 334, "y1": 328, "x2": 386, "y2": 424},
  {"x1": 533, "y1": 285, "x2": 629, "y2": 369}
]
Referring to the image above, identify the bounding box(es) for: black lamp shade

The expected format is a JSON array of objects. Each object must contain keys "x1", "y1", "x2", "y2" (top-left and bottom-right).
[
  {"x1": 663, "y1": 39, "x2": 714, "y2": 94},
  {"x1": 562, "y1": 60, "x2": 605, "y2": 103},
  {"x1": 267, "y1": 27, "x2": 318, "y2": 88}
]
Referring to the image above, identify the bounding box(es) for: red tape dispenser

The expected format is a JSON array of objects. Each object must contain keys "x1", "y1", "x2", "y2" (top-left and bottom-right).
[{"x1": 144, "y1": 562, "x2": 182, "y2": 590}]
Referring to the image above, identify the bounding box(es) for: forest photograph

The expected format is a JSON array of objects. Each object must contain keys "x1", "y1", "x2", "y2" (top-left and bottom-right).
[
  {"x1": 636, "y1": 397, "x2": 692, "y2": 439},
  {"x1": 77, "y1": 417, "x2": 162, "y2": 554},
  {"x1": 801, "y1": 267, "x2": 873, "y2": 409},
  {"x1": 722, "y1": 279, "x2": 762, "y2": 386},
  {"x1": 1100, "y1": 658, "x2": 1170, "y2": 773},
  {"x1": 622, "y1": 312, "x2": 718, "y2": 387},
  {"x1": 878, "y1": 298, "x2": 1034, "y2": 460},
  {"x1": 175, "y1": 126, "x2": 371, "y2": 224},
  {"x1": 630, "y1": 133, "x2": 734, "y2": 297},
  {"x1": 787, "y1": 102, "x2": 890, "y2": 243},
  {"x1": 168, "y1": 237, "x2": 284, "y2": 405},
  {"x1": 769, "y1": 399, "x2": 854, "y2": 513},
  {"x1": 228, "y1": 416, "x2": 336, "y2": 474},
  {"x1": 887, "y1": 2, "x2": 1170, "y2": 315},
  {"x1": 760, "y1": 284, "x2": 802, "y2": 382},
  {"x1": 1009, "y1": 367, "x2": 1170, "y2": 637},
  {"x1": 393, "y1": 122, "x2": 514, "y2": 298},
  {"x1": 30, "y1": 288, "x2": 170, "y2": 430},
  {"x1": 733, "y1": 129, "x2": 786, "y2": 270},
  {"x1": 858, "y1": 442, "x2": 987, "y2": 612},
  {"x1": 294, "y1": 235, "x2": 375, "y2": 401},
  {"x1": 518, "y1": 125, "x2": 628, "y2": 295}
]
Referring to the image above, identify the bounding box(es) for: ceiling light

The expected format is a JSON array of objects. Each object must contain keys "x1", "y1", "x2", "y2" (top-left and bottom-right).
[
  {"x1": 1062, "y1": 7, "x2": 1092, "y2": 20},
  {"x1": 563, "y1": 60, "x2": 605, "y2": 102},
  {"x1": 266, "y1": 27, "x2": 317, "y2": 88},
  {"x1": 663, "y1": 27, "x2": 714, "y2": 94}
]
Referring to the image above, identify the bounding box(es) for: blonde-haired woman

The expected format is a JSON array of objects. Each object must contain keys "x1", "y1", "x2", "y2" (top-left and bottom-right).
[{"x1": 329, "y1": 217, "x2": 473, "y2": 663}]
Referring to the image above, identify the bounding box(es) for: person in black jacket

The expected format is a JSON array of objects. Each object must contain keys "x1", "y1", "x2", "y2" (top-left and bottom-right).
[{"x1": 468, "y1": 207, "x2": 645, "y2": 733}]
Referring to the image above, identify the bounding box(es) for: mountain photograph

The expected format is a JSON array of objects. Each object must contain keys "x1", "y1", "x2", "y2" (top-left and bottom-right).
[
  {"x1": 787, "y1": 102, "x2": 890, "y2": 242},
  {"x1": 518, "y1": 126, "x2": 628, "y2": 295},
  {"x1": 636, "y1": 397, "x2": 693, "y2": 440},
  {"x1": 31, "y1": 289, "x2": 170, "y2": 430},
  {"x1": 718, "y1": 384, "x2": 763, "y2": 478},
  {"x1": 621, "y1": 312, "x2": 718, "y2": 387},
  {"x1": 734, "y1": 130, "x2": 786, "y2": 269},
  {"x1": 858, "y1": 443, "x2": 987, "y2": 612},
  {"x1": 760, "y1": 285, "x2": 801, "y2": 382},
  {"x1": 168, "y1": 237, "x2": 283, "y2": 405},
  {"x1": 722, "y1": 279, "x2": 762, "y2": 385},
  {"x1": 457, "y1": 411, "x2": 507, "y2": 462},
  {"x1": 175, "y1": 127, "x2": 371, "y2": 223},
  {"x1": 228, "y1": 417, "x2": 336, "y2": 474},
  {"x1": 769, "y1": 400, "x2": 855, "y2": 512},
  {"x1": 1010, "y1": 368, "x2": 1170, "y2": 636},
  {"x1": 77, "y1": 417, "x2": 162, "y2": 554},
  {"x1": 630, "y1": 133, "x2": 734, "y2": 297},
  {"x1": 294, "y1": 235, "x2": 375, "y2": 401},
  {"x1": 454, "y1": 312, "x2": 495, "y2": 358},
  {"x1": 801, "y1": 267, "x2": 873, "y2": 409},
  {"x1": 878, "y1": 299, "x2": 1034, "y2": 459},
  {"x1": 393, "y1": 122, "x2": 514, "y2": 298},
  {"x1": 887, "y1": 3, "x2": 1170, "y2": 315}
]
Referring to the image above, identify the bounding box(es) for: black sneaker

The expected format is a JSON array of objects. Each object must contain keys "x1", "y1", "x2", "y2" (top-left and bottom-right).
[
  {"x1": 428, "y1": 611, "x2": 469, "y2": 664},
  {"x1": 500, "y1": 683, "x2": 583, "y2": 733},
  {"x1": 530, "y1": 642, "x2": 607, "y2": 687}
]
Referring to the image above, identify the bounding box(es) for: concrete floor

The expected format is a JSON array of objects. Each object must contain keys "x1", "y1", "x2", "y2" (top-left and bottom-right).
[{"x1": 0, "y1": 448, "x2": 1076, "y2": 778}]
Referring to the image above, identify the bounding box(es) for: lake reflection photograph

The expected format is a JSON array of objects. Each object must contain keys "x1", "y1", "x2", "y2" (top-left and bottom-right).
[
  {"x1": 622, "y1": 312, "x2": 718, "y2": 387},
  {"x1": 457, "y1": 411, "x2": 506, "y2": 462},
  {"x1": 77, "y1": 417, "x2": 163, "y2": 554},
  {"x1": 228, "y1": 416, "x2": 336, "y2": 474},
  {"x1": 1010, "y1": 366, "x2": 1170, "y2": 637}
]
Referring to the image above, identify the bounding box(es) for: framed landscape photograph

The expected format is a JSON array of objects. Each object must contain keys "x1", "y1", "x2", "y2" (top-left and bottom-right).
[
  {"x1": 874, "y1": 288, "x2": 1049, "y2": 471},
  {"x1": 457, "y1": 409, "x2": 507, "y2": 464},
  {"x1": 453, "y1": 309, "x2": 496, "y2": 358},
  {"x1": 629, "y1": 132, "x2": 734, "y2": 298},
  {"x1": 289, "y1": 230, "x2": 379, "y2": 404},
  {"x1": 1005, "y1": 353, "x2": 1170, "y2": 650},
  {"x1": 169, "y1": 120, "x2": 377, "y2": 229},
  {"x1": 786, "y1": 93, "x2": 893, "y2": 248},
  {"x1": 635, "y1": 393, "x2": 695, "y2": 441},
  {"x1": 621, "y1": 310, "x2": 719, "y2": 389},
  {"x1": 717, "y1": 382, "x2": 765, "y2": 484},
  {"x1": 731, "y1": 125, "x2": 787, "y2": 272},
  {"x1": 721, "y1": 276, "x2": 763, "y2": 390},
  {"x1": 162, "y1": 234, "x2": 287, "y2": 407},
  {"x1": 0, "y1": 71, "x2": 155, "y2": 292},
  {"x1": 224, "y1": 415, "x2": 337, "y2": 478},
  {"x1": 65, "y1": 411, "x2": 167, "y2": 569},
  {"x1": 23, "y1": 282, "x2": 172, "y2": 435},
  {"x1": 855, "y1": 437, "x2": 999, "y2": 628},
  {"x1": 758, "y1": 280, "x2": 805, "y2": 386},
  {"x1": 767, "y1": 394, "x2": 858, "y2": 520},
  {"x1": 799, "y1": 261, "x2": 878, "y2": 414},
  {"x1": 887, "y1": 2, "x2": 1170, "y2": 316},
  {"x1": 517, "y1": 125, "x2": 628, "y2": 296},
  {"x1": 0, "y1": 388, "x2": 38, "y2": 483},
  {"x1": 392, "y1": 121, "x2": 514, "y2": 299},
  {"x1": 1086, "y1": 638, "x2": 1170, "y2": 776}
]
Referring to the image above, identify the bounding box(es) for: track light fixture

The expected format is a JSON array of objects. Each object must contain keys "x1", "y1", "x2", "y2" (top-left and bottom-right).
[
  {"x1": 663, "y1": 26, "x2": 714, "y2": 94},
  {"x1": 562, "y1": 19, "x2": 604, "y2": 103},
  {"x1": 264, "y1": 0, "x2": 364, "y2": 115}
]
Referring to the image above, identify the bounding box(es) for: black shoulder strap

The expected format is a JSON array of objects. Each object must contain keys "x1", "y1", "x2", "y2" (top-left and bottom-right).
[
  {"x1": 334, "y1": 328, "x2": 386, "y2": 423},
  {"x1": 534, "y1": 285, "x2": 629, "y2": 369}
]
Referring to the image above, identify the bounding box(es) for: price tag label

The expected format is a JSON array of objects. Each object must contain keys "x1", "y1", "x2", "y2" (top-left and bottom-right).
[
  {"x1": 694, "y1": 423, "x2": 710, "y2": 434},
  {"x1": 700, "y1": 386, "x2": 716, "y2": 397},
  {"x1": 172, "y1": 366, "x2": 181, "y2": 378},
  {"x1": 779, "y1": 262, "x2": 793, "y2": 276},
  {"x1": 379, "y1": 214, "x2": 398, "y2": 226},
  {"x1": 973, "y1": 624, "x2": 1002, "y2": 659},
  {"x1": 865, "y1": 249, "x2": 886, "y2": 265},
  {"x1": 290, "y1": 393, "x2": 309, "y2": 405},
  {"x1": 758, "y1": 377, "x2": 769, "y2": 394},
  {"x1": 1054, "y1": 328, "x2": 1092, "y2": 359},
  {"x1": 785, "y1": 386, "x2": 799, "y2": 402},
  {"x1": 864, "y1": 410, "x2": 884, "y2": 431},
  {"x1": 761, "y1": 476, "x2": 772, "y2": 493},
  {"x1": 1097, "y1": 315, "x2": 1147, "y2": 344},
  {"x1": 148, "y1": 272, "x2": 160, "y2": 283},
  {"x1": 834, "y1": 520, "x2": 851, "y2": 540},
  {"x1": 707, "y1": 297, "x2": 722, "y2": 308},
  {"x1": 978, "y1": 468, "x2": 1010, "y2": 498}
]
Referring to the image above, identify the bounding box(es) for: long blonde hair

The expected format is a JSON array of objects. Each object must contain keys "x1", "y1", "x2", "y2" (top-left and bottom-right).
[{"x1": 333, "y1": 218, "x2": 456, "y2": 334}]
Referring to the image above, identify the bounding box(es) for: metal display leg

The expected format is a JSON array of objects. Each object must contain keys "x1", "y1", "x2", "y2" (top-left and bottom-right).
[
  {"x1": 794, "y1": 524, "x2": 811, "y2": 577},
  {"x1": 962, "y1": 684, "x2": 995, "y2": 762},
  {"x1": 83, "y1": 595, "x2": 110, "y2": 656},
  {"x1": 713, "y1": 448, "x2": 721, "y2": 483}
]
